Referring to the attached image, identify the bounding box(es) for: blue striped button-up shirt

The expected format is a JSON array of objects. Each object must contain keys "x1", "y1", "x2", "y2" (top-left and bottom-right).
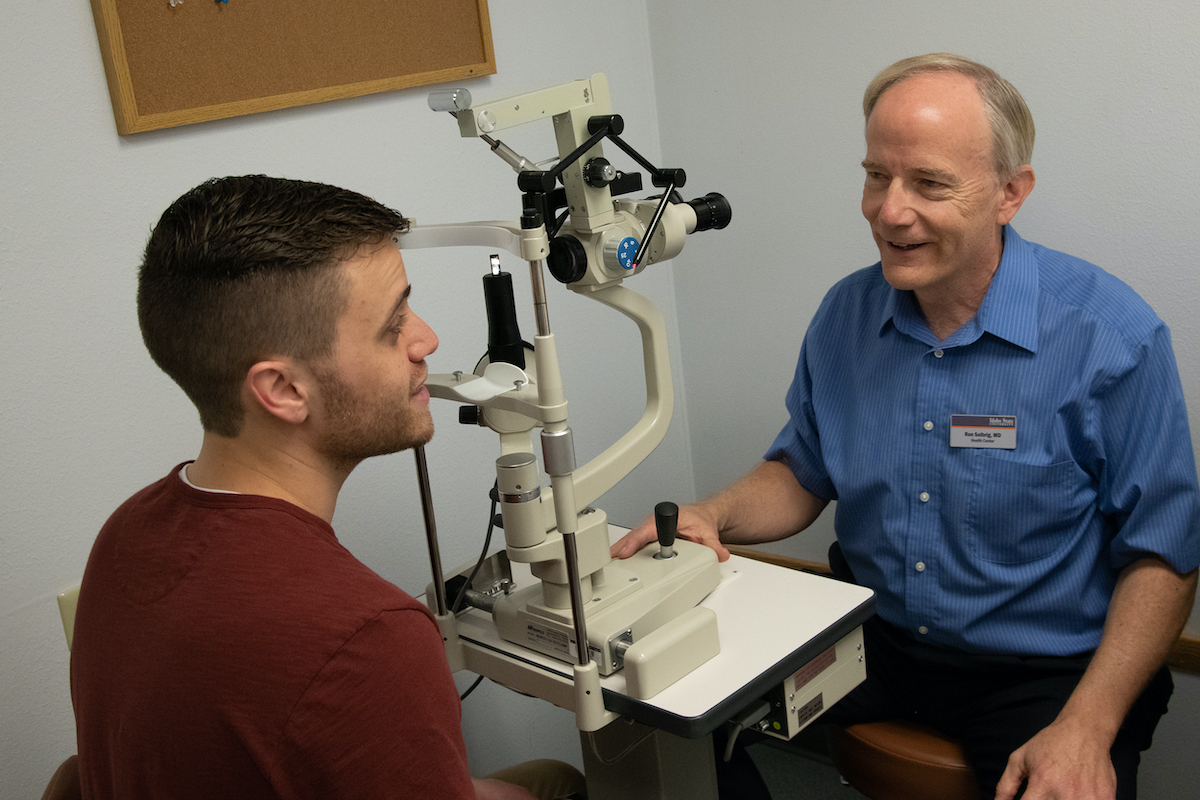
[{"x1": 766, "y1": 226, "x2": 1200, "y2": 656}]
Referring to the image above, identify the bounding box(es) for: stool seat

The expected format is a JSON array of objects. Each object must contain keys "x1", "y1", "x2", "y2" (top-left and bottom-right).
[
  {"x1": 41, "y1": 755, "x2": 81, "y2": 800},
  {"x1": 829, "y1": 720, "x2": 980, "y2": 800}
]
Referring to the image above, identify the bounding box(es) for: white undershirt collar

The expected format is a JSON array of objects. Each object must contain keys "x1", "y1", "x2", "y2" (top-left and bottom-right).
[{"x1": 179, "y1": 463, "x2": 241, "y2": 495}]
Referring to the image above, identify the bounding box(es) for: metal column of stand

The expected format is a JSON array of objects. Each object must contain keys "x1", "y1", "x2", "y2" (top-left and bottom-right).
[
  {"x1": 414, "y1": 445, "x2": 449, "y2": 616},
  {"x1": 580, "y1": 721, "x2": 718, "y2": 800}
]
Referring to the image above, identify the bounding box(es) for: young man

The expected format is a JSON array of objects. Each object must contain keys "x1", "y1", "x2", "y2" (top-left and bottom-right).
[{"x1": 71, "y1": 176, "x2": 582, "y2": 800}]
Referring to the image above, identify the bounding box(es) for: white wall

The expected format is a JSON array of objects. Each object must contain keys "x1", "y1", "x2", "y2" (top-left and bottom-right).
[
  {"x1": 646, "y1": 1, "x2": 1200, "y2": 797},
  {"x1": 1, "y1": 1, "x2": 703, "y2": 795},
  {"x1": 5, "y1": 0, "x2": 1200, "y2": 797}
]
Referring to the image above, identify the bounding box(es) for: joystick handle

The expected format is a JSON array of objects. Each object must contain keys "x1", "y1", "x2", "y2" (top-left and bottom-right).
[{"x1": 654, "y1": 501, "x2": 678, "y2": 559}]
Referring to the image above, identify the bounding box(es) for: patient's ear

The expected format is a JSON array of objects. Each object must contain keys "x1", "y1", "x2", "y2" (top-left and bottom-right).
[{"x1": 244, "y1": 360, "x2": 310, "y2": 425}]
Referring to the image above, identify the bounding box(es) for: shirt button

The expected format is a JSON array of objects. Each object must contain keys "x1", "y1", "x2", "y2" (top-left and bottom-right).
[
  {"x1": 934, "y1": 349, "x2": 944, "y2": 358},
  {"x1": 919, "y1": 491, "x2": 930, "y2": 503},
  {"x1": 918, "y1": 626, "x2": 929, "y2": 635},
  {"x1": 915, "y1": 561, "x2": 926, "y2": 572},
  {"x1": 923, "y1": 420, "x2": 934, "y2": 431}
]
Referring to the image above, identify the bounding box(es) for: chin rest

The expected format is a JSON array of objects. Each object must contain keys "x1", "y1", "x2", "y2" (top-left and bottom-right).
[{"x1": 829, "y1": 719, "x2": 980, "y2": 800}]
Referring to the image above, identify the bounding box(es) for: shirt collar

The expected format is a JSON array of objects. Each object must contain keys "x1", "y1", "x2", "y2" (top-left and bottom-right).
[{"x1": 878, "y1": 225, "x2": 1039, "y2": 353}]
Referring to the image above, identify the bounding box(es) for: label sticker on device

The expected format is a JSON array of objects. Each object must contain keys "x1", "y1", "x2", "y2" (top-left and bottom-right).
[
  {"x1": 791, "y1": 645, "x2": 837, "y2": 690},
  {"x1": 525, "y1": 623, "x2": 575, "y2": 659},
  {"x1": 950, "y1": 415, "x2": 1016, "y2": 449}
]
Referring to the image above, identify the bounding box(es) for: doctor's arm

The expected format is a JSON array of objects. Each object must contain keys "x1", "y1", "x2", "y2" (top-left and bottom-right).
[
  {"x1": 610, "y1": 459, "x2": 829, "y2": 562},
  {"x1": 995, "y1": 556, "x2": 1198, "y2": 800}
]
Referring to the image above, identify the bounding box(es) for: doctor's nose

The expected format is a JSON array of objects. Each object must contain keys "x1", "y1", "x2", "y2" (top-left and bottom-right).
[{"x1": 874, "y1": 182, "x2": 917, "y2": 227}]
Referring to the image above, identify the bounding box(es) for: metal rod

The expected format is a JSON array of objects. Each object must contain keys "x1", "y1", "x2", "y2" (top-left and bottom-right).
[
  {"x1": 529, "y1": 257, "x2": 552, "y2": 336},
  {"x1": 527, "y1": 252, "x2": 591, "y2": 665},
  {"x1": 414, "y1": 445, "x2": 449, "y2": 616},
  {"x1": 524, "y1": 250, "x2": 590, "y2": 666},
  {"x1": 561, "y1": 530, "x2": 593, "y2": 666},
  {"x1": 630, "y1": 180, "x2": 676, "y2": 271}
]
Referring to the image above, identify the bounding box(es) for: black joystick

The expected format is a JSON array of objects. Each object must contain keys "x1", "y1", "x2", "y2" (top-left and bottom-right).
[{"x1": 654, "y1": 501, "x2": 678, "y2": 559}]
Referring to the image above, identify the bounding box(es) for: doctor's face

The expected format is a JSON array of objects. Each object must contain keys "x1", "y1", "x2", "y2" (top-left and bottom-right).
[{"x1": 861, "y1": 71, "x2": 1015, "y2": 302}]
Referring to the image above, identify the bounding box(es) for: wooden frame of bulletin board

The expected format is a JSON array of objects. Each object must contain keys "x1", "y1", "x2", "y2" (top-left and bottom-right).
[{"x1": 88, "y1": 0, "x2": 496, "y2": 135}]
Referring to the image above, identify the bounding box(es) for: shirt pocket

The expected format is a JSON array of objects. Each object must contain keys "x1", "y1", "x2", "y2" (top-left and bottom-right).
[{"x1": 965, "y1": 456, "x2": 1093, "y2": 564}]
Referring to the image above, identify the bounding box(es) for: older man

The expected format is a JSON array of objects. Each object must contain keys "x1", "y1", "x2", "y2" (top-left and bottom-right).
[{"x1": 614, "y1": 54, "x2": 1199, "y2": 799}]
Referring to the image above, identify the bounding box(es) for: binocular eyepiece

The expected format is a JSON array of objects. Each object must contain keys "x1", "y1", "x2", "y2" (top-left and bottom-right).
[{"x1": 686, "y1": 192, "x2": 732, "y2": 232}]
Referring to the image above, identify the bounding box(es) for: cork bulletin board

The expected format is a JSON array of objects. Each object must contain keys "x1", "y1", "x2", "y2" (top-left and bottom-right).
[{"x1": 88, "y1": 0, "x2": 495, "y2": 134}]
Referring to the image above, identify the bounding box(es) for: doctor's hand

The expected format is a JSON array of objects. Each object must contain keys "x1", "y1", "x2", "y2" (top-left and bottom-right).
[
  {"x1": 609, "y1": 502, "x2": 731, "y2": 562},
  {"x1": 993, "y1": 716, "x2": 1116, "y2": 800}
]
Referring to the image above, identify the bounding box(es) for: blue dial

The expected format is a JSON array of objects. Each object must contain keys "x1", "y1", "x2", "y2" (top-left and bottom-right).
[{"x1": 616, "y1": 237, "x2": 640, "y2": 270}]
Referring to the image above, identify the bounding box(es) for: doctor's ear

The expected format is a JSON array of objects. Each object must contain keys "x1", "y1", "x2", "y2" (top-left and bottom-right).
[
  {"x1": 244, "y1": 360, "x2": 311, "y2": 425},
  {"x1": 998, "y1": 165, "x2": 1036, "y2": 225}
]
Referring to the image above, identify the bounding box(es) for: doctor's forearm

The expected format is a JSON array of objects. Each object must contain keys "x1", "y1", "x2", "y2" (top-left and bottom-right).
[
  {"x1": 1056, "y1": 557, "x2": 1197, "y2": 740},
  {"x1": 699, "y1": 459, "x2": 829, "y2": 545}
]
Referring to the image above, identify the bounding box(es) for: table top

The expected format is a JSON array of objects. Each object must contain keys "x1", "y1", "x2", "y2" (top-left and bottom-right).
[{"x1": 453, "y1": 530, "x2": 875, "y2": 738}]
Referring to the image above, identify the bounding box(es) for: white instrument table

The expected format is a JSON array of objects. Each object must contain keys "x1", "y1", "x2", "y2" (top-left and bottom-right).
[{"x1": 449, "y1": 530, "x2": 876, "y2": 739}]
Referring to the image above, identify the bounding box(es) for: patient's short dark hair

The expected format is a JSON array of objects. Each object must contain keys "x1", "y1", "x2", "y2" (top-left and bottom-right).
[{"x1": 137, "y1": 175, "x2": 408, "y2": 436}]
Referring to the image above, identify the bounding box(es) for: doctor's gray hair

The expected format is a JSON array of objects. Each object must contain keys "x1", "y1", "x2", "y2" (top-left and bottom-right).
[{"x1": 864, "y1": 53, "x2": 1035, "y2": 181}]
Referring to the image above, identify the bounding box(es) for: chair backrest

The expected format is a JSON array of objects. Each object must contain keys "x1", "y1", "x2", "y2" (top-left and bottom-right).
[
  {"x1": 46, "y1": 584, "x2": 84, "y2": 800},
  {"x1": 57, "y1": 584, "x2": 80, "y2": 650}
]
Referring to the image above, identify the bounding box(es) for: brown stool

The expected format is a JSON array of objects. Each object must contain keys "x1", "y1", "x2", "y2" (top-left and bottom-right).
[
  {"x1": 829, "y1": 720, "x2": 980, "y2": 800},
  {"x1": 41, "y1": 755, "x2": 82, "y2": 800}
]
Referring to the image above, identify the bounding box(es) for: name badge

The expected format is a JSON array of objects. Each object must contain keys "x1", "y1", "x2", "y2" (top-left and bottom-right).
[{"x1": 950, "y1": 415, "x2": 1016, "y2": 449}]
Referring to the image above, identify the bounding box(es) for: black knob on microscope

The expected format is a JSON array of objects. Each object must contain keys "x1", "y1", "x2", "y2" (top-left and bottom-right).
[
  {"x1": 654, "y1": 501, "x2": 678, "y2": 559},
  {"x1": 547, "y1": 234, "x2": 588, "y2": 284},
  {"x1": 584, "y1": 157, "x2": 616, "y2": 188}
]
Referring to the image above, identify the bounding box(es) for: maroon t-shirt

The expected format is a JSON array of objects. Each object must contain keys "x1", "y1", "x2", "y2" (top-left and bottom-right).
[{"x1": 71, "y1": 465, "x2": 474, "y2": 799}]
